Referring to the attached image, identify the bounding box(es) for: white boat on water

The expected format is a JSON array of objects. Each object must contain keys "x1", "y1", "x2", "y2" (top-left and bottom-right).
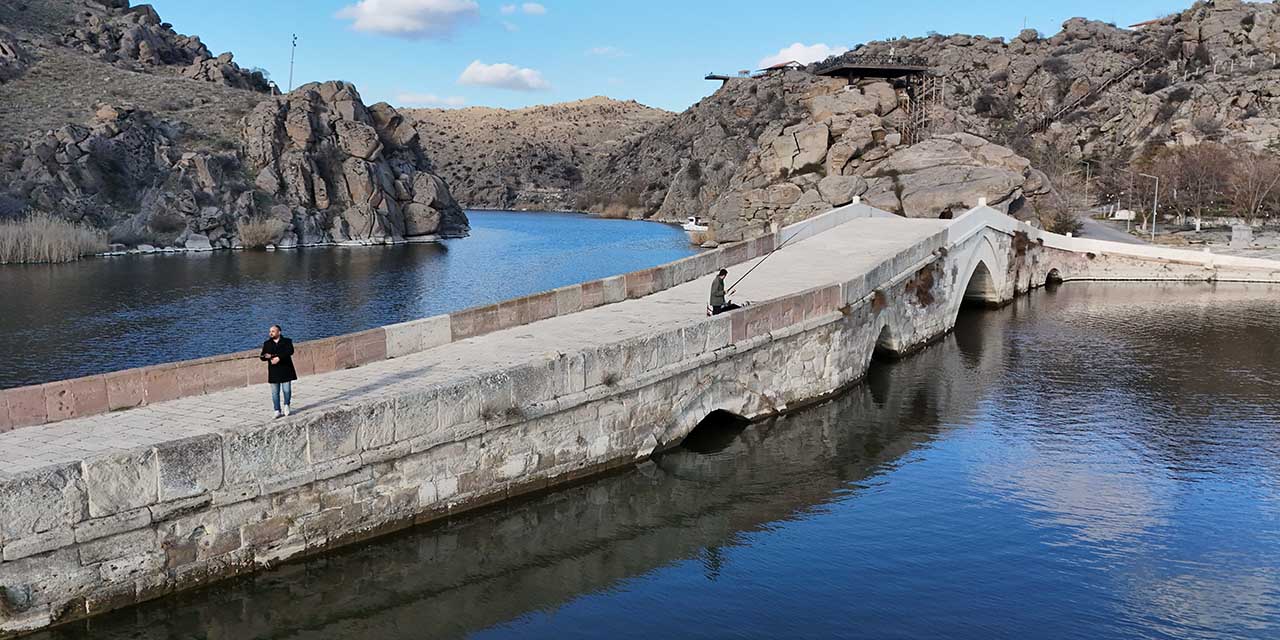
[{"x1": 682, "y1": 216, "x2": 709, "y2": 232}]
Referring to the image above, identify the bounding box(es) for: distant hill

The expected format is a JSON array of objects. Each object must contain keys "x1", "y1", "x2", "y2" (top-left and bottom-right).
[{"x1": 404, "y1": 97, "x2": 672, "y2": 211}]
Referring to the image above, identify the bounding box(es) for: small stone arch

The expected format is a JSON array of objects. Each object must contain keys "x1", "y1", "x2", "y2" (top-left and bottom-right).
[
  {"x1": 950, "y1": 232, "x2": 1009, "y2": 323},
  {"x1": 963, "y1": 261, "x2": 997, "y2": 305},
  {"x1": 1045, "y1": 267, "x2": 1063, "y2": 286},
  {"x1": 665, "y1": 379, "x2": 762, "y2": 448},
  {"x1": 872, "y1": 323, "x2": 898, "y2": 361},
  {"x1": 680, "y1": 409, "x2": 750, "y2": 454}
]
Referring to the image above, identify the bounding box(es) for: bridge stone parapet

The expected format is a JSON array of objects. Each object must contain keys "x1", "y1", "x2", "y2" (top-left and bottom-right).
[{"x1": 4, "y1": 202, "x2": 1280, "y2": 637}]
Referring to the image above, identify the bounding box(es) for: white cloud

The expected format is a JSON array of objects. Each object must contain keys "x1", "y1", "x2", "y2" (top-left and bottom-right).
[
  {"x1": 501, "y1": 3, "x2": 544, "y2": 16},
  {"x1": 758, "y1": 42, "x2": 848, "y2": 69},
  {"x1": 396, "y1": 92, "x2": 467, "y2": 107},
  {"x1": 336, "y1": 0, "x2": 479, "y2": 39},
  {"x1": 587, "y1": 46, "x2": 625, "y2": 58},
  {"x1": 458, "y1": 60, "x2": 550, "y2": 91},
  {"x1": 501, "y1": 20, "x2": 519, "y2": 31}
]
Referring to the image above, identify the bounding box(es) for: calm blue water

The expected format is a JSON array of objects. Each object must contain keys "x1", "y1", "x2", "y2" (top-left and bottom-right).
[
  {"x1": 37, "y1": 282, "x2": 1280, "y2": 640},
  {"x1": 0, "y1": 211, "x2": 695, "y2": 388}
]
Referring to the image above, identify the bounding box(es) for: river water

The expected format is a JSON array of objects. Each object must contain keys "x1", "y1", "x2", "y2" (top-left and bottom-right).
[
  {"x1": 33, "y1": 282, "x2": 1280, "y2": 639},
  {"x1": 0, "y1": 211, "x2": 695, "y2": 389}
]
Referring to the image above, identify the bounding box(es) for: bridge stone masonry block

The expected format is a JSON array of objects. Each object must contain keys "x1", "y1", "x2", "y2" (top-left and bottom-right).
[{"x1": 8, "y1": 202, "x2": 1280, "y2": 637}]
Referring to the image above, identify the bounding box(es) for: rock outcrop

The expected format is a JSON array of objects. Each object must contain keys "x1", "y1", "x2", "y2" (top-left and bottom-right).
[
  {"x1": 0, "y1": 1, "x2": 466, "y2": 255},
  {"x1": 1, "y1": 104, "x2": 254, "y2": 248},
  {"x1": 242, "y1": 81, "x2": 468, "y2": 245},
  {"x1": 579, "y1": 71, "x2": 818, "y2": 225},
  {"x1": 61, "y1": 0, "x2": 272, "y2": 92},
  {"x1": 568, "y1": 0, "x2": 1280, "y2": 239},
  {"x1": 0, "y1": 103, "x2": 254, "y2": 245},
  {"x1": 0, "y1": 29, "x2": 26, "y2": 83},
  {"x1": 1, "y1": 83, "x2": 468, "y2": 249}
]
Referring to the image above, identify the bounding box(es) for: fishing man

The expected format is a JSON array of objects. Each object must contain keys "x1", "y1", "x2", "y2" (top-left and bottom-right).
[{"x1": 709, "y1": 269, "x2": 742, "y2": 315}]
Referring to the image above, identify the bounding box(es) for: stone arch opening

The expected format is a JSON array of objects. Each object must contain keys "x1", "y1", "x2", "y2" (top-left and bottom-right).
[
  {"x1": 962, "y1": 260, "x2": 999, "y2": 307},
  {"x1": 967, "y1": 261, "x2": 1008, "y2": 308},
  {"x1": 680, "y1": 409, "x2": 750, "y2": 454},
  {"x1": 872, "y1": 323, "x2": 899, "y2": 361},
  {"x1": 1045, "y1": 268, "x2": 1063, "y2": 287}
]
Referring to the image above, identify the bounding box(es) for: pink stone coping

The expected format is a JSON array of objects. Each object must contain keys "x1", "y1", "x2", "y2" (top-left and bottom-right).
[{"x1": 0, "y1": 232, "x2": 781, "y2": 432}]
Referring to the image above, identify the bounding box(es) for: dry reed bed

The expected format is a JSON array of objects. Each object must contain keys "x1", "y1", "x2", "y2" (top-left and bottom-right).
[
  {"x1": 0, "y1": 214, "x2": 108, "y2": 264},
  {"x1": 236, "y1": 217, "x2": 287, "y2": 249}
]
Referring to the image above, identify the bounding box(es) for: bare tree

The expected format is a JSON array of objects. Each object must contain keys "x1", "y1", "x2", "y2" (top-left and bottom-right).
[
  {"x1": 1149, "y1": 143, "x2": 1233, "y2": 224},
  {"x1": 1227, "y1": 150, "x2": 1280, "y2": 222}
]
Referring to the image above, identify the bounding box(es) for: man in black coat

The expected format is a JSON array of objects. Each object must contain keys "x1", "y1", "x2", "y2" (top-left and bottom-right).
[{"x1": 260, "y1": 324, "x2": 297, "y2": 417}]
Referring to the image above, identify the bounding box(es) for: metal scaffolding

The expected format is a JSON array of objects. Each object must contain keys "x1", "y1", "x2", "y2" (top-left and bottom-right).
[{"x1": 902, "y1": 74, "x2": 945, "y2": 146}]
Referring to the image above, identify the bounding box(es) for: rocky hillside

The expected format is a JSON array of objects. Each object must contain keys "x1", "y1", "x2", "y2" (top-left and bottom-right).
[
  {"x1": 573, "y1": 0, "x2": 1280, "y2": 240},
  {"x1": 405, "y1": 97, "x2": 671, "y2": 211},
  {"x1": 839, "y1": 0, "x2": 1280, "y2": 157},
  {"x1": 0, "y1": 0, "x2": 467, "y2": 251},
  {"x1": 580, "y1": 70, "x2": 1050, "y2": 240}
]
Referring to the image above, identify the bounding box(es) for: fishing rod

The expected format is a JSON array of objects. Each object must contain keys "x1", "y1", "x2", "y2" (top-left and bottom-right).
[{"x1": 727, "y1": 228, "x2": 803, "y2": 294}]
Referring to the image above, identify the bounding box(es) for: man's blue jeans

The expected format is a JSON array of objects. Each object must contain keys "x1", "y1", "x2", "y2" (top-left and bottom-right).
[{"x1": 271, "y1": 382, "x2": 292, "y2": 411}]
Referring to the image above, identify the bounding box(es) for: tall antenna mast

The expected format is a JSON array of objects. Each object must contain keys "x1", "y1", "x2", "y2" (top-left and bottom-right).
[{"x1": 287, "y1": 34, "x2": 297, "y2": 92}]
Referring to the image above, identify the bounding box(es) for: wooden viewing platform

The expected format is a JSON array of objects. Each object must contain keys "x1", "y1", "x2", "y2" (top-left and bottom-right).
[{"x1": 815, "y1": 55, "x2": 930, "y2": 80}]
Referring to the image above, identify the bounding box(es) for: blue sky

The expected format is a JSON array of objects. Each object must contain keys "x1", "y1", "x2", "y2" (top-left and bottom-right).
[{"x1": 149, "y1": 0, "x2": 1193, "y2": 112}]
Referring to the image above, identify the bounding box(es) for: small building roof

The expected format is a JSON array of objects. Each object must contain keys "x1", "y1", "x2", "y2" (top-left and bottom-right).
[{"x1": 760, "y1": 60, "x2": 804, "y2": 71}]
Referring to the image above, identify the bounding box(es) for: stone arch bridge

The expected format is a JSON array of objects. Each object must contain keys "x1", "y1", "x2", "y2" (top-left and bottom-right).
[{"x1": 4, "y1": 201, "x2": 1280, "y2": 636}]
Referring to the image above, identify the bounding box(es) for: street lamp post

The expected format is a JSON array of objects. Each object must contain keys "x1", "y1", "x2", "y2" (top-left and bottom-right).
[
  {"x1": 1081, "y1": 160, "x2": 1092, "y2": 213},
  {"x1": 1139, "y1": 172, "x2": 1159, "y2": 241},
  {"x1": 288, "y1": 34, "x2": 297, "y2": 92}
]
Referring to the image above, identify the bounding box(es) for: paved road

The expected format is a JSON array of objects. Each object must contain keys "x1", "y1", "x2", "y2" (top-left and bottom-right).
[
  {"x1": 0, "y1": 217, "x2": 948, "y2": 476},
  {"x1": 1077, "y1": 216, "x2": 1149, "y2": 245}
]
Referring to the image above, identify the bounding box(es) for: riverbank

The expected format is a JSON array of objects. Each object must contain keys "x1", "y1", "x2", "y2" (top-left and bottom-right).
[{"x1": 0, "y1": 211, "x2": 697, "y2": 389}]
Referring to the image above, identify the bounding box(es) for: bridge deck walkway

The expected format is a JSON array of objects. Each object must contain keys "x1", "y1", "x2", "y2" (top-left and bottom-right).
[{"x1": 0, "y1": 217, "x2": 947, "y2": 476}]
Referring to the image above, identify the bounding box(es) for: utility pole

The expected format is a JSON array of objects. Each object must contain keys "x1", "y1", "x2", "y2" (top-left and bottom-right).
[{"x1": 288, "y1": 34, "x2": 297, "y2": 92}]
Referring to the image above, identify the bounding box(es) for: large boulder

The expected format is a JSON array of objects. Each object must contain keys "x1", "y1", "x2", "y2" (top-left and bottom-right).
[
  {"x1": 817, "y1": 175, "x2": 868, "y2": 206},
  {"x1": 860, "y1": 133, "x2": 1045, "y2": 218},
  {"x1": 0, "y1": 29, "x2": 27, "y2": 83}
]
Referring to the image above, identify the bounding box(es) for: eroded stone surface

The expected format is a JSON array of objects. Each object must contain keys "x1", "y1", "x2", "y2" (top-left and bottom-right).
[{"x1": 83, "y1": 449, "x2": 158, "y2": 518}]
